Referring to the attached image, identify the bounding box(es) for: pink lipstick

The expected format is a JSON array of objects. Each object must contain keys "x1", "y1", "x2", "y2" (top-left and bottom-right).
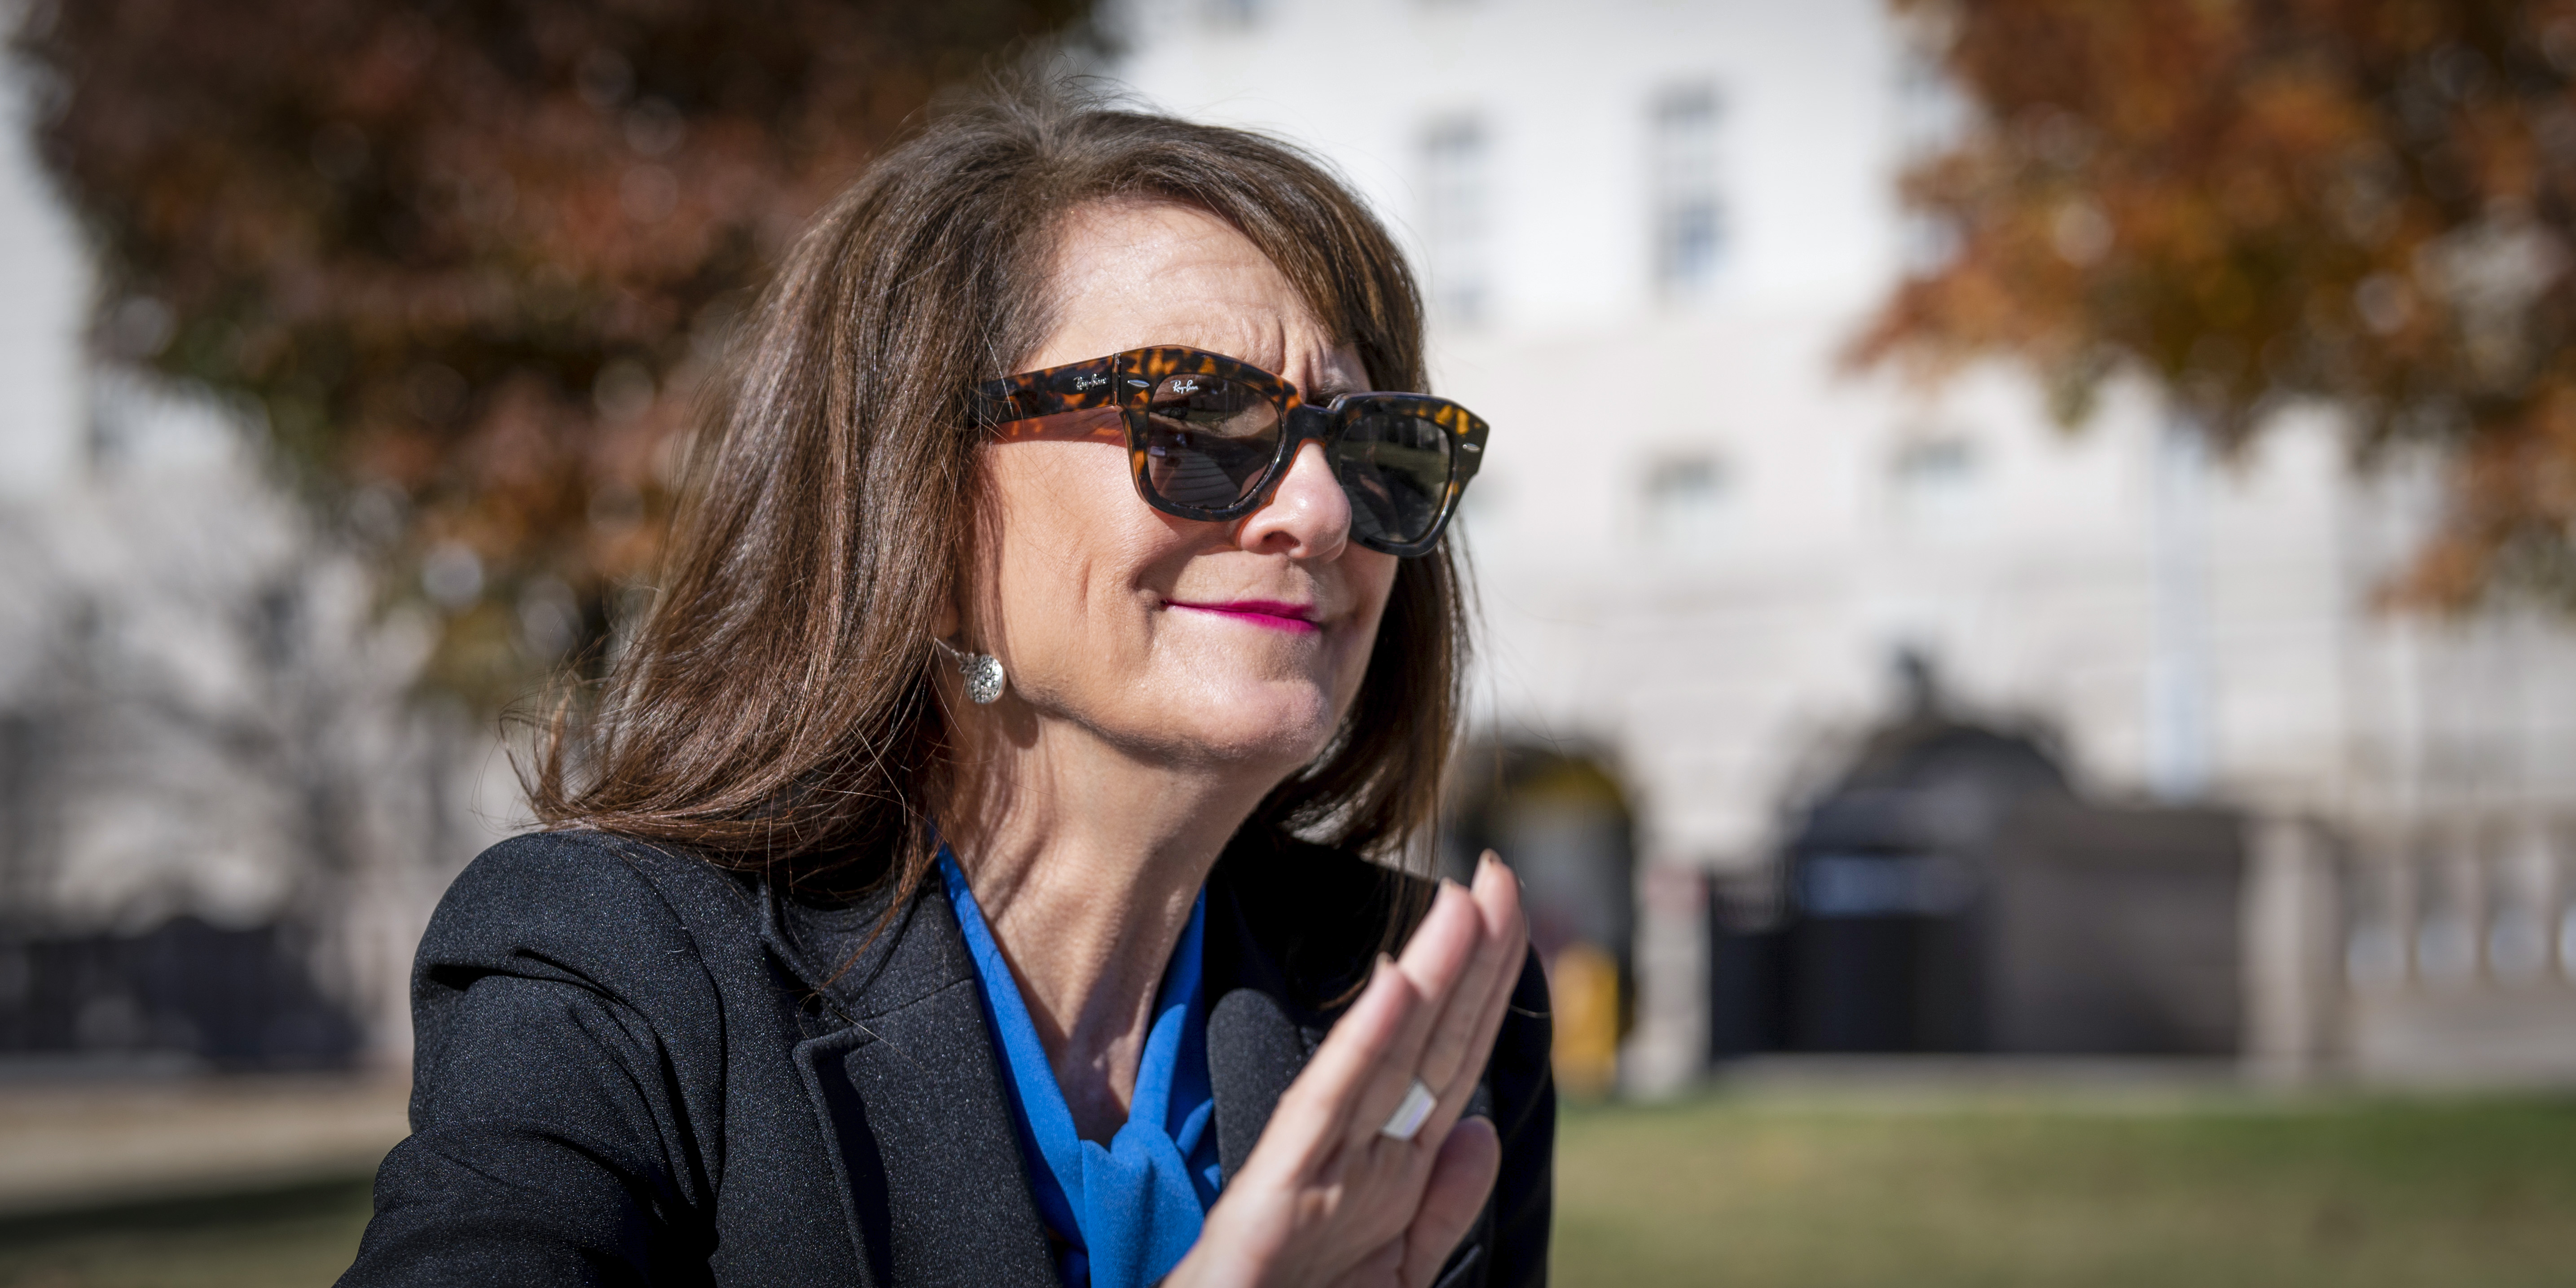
[{"x1": 1164, "y1": 598, "x2": 1321, "y2": 634}]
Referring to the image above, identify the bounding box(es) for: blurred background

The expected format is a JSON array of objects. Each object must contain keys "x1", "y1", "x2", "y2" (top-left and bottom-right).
[{"x1": 5, "y1": 0, "x2": 2576, "y2": 1284}]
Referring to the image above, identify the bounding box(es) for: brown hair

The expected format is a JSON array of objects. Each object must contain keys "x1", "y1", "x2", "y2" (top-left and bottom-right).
[{"x1": 529, "y1": 80, "x2": 1467, "y2": 911}]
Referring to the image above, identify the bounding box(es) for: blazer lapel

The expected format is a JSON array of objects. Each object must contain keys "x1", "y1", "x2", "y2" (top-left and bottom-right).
[{"x1": 773, "y1": 879, "x2": 1057, "y2": 1288}]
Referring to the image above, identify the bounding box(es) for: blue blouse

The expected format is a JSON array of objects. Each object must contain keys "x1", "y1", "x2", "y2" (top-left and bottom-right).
[{"x1": 936, "y1": 850, "x2": 1224, "y2": 1288}]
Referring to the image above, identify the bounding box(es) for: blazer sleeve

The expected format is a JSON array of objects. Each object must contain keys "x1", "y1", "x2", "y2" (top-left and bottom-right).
[
  {"x1": 340, "y1": 834, "x2": 731, "y2": 1288},
  {"x1": 1482, "y1": 945, "x2": 1557, "y2": 1288}
]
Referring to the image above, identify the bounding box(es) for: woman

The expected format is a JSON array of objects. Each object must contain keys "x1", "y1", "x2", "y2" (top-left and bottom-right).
[{"x1": 343, "y1": 84, "x2": 1551, "y2": 1288}]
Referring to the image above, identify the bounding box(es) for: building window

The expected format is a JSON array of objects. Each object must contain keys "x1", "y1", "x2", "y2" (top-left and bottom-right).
[
  {"x1": 1650, "y1": 84, "x2": 1726, "y2": 298},
  {"x1": 1891, "y1": 30, "x2": 1970, "y2": 273},
  {"x1": 1419, "y1": 115, "x2": 1490, "y2": 324},
  {"x1": 1889, "y1": 436, "x2": 1980, "y2": 532},
  {"x1": 1644, "y1": 454, "x2": 1733, "y2": 552},
  {"x1": 1203, "y1": 0, "x2": 1260, "y2": 30}
]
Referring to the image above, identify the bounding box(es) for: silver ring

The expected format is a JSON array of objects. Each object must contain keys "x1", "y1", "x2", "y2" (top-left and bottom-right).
[{"x1": 1379, "y1": 1078, "x2": 1437, "y2": 1142}]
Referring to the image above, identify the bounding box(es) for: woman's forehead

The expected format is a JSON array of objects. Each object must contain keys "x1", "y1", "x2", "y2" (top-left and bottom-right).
[{"x1": 1035, "y1": 201, "x2": 1361, "y2": 389}]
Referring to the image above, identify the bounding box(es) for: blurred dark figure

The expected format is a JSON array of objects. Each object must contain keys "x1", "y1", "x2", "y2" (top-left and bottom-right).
[
  {"x1": 0, "y1": 919, "x2": 360, "y2": 1069},
  {"x1": 1717, "y1": 651, "x2": 2243, "y2": 1059}
]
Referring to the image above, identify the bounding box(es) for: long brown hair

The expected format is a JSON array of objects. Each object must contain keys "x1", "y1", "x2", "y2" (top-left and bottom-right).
[{"x1": 529, "y1": 79, "x2": 1468, "y2": 910}]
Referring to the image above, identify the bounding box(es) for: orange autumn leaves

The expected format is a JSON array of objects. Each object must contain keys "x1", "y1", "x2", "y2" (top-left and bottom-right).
[
  {"x1": 23, "y1": 0, "x2": 1089, "y2": 702},
  {"x1": 1854, "y1": 0, "x2": 2576, "y2": 609}
]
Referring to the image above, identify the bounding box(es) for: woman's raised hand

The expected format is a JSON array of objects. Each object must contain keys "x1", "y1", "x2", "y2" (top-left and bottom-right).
[{"x1": 1167, "y1": 852, "x2": 1528, "y2": 1288}]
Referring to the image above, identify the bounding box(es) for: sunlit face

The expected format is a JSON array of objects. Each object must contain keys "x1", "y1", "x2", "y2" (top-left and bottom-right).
[{"x1": 959, "y1": 200, "x2": 1398, "y2": 772}]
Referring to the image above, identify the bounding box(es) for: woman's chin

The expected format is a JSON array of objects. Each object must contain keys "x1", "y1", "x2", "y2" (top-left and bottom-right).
[{"x1": 1130, "y1": 681, "x2": 1341, "y2": 769}]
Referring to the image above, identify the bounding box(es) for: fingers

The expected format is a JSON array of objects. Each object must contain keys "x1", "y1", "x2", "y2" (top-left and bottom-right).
[
  {"x1": 1258, "y1": 854, "x2": 1530, "y2": 1169},
  {"x1": 1445, "y1": 855, "x2": 1529, "y2": 1106},
  {"x1": 1327, "y1": 1240, "x2": 1405, "y2": 1288},
  {"x1": 1338, "y1": 882, "x2": 1475, "y2": 1139},
  {"x1": 1359, "y1": 853, "x2": 1529, "y2": 1154},
  {"x1": 1263, "y1": 954, "x2": 1420, "y2": 1165},
  {"x1": 1409, "y1": 854, "x2": 1524, "y2": 1100},
  {"x1": 1399, "y1": 1116, "x2": 1501, "y2": 1287},
  {"x1": 1185, "y1": 860, "x2": 1527, "y2": 1288},
  {"x1": 1391, "y1": 880, "x2": 1482, "y2": 1024},
  {"x1": 1466, "y1": 853, "x2": 1528, "y2": 1054},
  {"x1": 1278, "y1": 943, "x2": 1463, "y2": 1174},
  {"x1": 1471, "y1": 848, "x2": 1526, "y2": 950},
  {"x1": 1401, "y1": 856, "x2": 1528, "y2": 1157}
]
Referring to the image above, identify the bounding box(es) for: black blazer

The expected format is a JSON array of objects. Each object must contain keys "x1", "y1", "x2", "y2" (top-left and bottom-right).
[{"x1": 341, "y1": 827, "x2": 1554, "y2": 1287}]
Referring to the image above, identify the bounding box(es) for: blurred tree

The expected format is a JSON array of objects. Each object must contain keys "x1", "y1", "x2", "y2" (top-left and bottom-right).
[
  {"x1": 15, "y1": 0, "x2": 1092, "y2": 703},
  {"x1": 1855, "y1": 0, "x2": 2576, "y2": 608}
]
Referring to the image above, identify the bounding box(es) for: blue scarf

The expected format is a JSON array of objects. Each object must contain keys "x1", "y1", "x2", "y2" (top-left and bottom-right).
[{"x1": 936, "y1": 849, "x2": 1224, "y2": 1288}]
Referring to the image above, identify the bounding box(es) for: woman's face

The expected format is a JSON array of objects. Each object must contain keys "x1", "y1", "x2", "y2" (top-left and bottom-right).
[{"x1": 963, "y1": 200, "x2": 1399, "y2": 774}]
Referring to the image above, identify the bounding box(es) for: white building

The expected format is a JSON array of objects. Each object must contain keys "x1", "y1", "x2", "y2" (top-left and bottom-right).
[
  {"x1": 0, "y1": 59, "x2": 498, "y2": 1068},
  {"x1": 0, "y1": 34, "x2": 85, "y2": 505},
  {"x1": 1108, "y1": 0, "x2": 2576, "y2": 1085}
]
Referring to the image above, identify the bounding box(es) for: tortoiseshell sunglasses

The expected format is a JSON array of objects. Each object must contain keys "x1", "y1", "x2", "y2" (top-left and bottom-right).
[{"x1": 970, "y1": 345, "x2": 1488, "y2": 558}]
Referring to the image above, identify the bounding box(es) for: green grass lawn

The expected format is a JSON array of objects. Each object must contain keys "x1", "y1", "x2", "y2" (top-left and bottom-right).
[
  {"x1": 0, "y1": 1179, "x2": 376, "y2": 1288},
  {"x1": 1, "y1": 1092, "x2": 2571, "y2": 1286},
  {"x1": 1554, "y1": 1090, "x2": 2576, "y2": 1288}
]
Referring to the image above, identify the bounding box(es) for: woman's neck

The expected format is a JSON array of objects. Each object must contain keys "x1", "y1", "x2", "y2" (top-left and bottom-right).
[{"x1": 938, "y1": 717, "x2": 1278, "y2": 1143}]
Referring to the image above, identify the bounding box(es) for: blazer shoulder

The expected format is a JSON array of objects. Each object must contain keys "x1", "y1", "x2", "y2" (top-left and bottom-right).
[{"x1": 419, "y1": 829, "x2": 762, "y2": 995}]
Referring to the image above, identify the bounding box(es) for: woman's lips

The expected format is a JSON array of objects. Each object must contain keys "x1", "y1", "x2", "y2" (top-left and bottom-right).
[{"x1": 1164, "y1": 598, "x2": 1321, "y2": 634}]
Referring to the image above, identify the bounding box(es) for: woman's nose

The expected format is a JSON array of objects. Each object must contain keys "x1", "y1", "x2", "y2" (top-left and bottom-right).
[{"x1": 1234, "y1": 440, "x2": 1350, "y2": 560}]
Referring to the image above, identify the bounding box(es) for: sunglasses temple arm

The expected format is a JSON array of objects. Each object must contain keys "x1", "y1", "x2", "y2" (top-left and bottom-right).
[
  {"x1": 988, "y1": 407, "x2": 1128, "y2": 445},
  {"x1": 973, "y1": 355, "x2": 1125, "y2": 424}
]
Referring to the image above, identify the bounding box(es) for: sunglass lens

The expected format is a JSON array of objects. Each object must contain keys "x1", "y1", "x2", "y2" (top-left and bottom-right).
[
  {"x1": 1332, "y1": 410, "x2": 1453, "y2": 546},
  {"x1": 1142, "y1": 374, "x2": 1281, "y2": 511}
]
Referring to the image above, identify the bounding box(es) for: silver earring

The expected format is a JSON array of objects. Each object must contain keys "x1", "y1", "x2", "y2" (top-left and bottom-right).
[{"x1": 931, "y1": 637, "x2": 1006, "y2": 705}]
